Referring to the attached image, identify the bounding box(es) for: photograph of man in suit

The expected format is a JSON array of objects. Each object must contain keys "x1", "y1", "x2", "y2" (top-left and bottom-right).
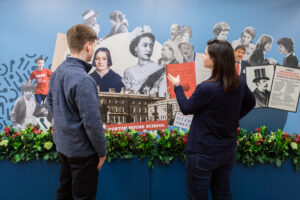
[
  {"x1": 158, "y1": 43, "x2": 179, "y2": 65},
  {"x1": 277, "y1": 37, "x2": 299, "y2": 68},
  {"x1": 234, "y1": 45, "x2": 250, "y2": 81},
  {"x1": 252, "y1": 68, "x2": 271, "y2": 108}
]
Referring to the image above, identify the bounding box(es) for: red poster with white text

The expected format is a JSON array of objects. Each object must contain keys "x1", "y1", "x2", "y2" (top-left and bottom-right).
[{"x1": 166, "y1": 62, "x2": 196, "y2": 99}]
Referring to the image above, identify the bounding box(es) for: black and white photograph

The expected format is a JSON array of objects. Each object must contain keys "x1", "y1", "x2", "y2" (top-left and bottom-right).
[
  {"x1": 246, "y1": 66, "x2": 275, "y2": 108},
  {"x1": 82, "y1": 9, "x2": 101, "y2": 36},
  {"x1": 268, "y1": 65, "x2": 300, "y2": 112},
  {"x1": 105, "y1": 10, "x2": 129, "y2": 39},
  {"x1": 165, "y1": 24, "x2": 195, "y2": 63},
  {"x1": 9, "y1": 81, "x2": 52, "y2": 130},
  {"x1": 213, "y1": 22, "x2": 230, "y2": 41},
  {"x1": 122, "y1": 25, "x2": 167, "y2": 97},
  {"x1": 277, "y1": 37, "x2": 299, "y2": 68},
  {"x1": 249, "y1": 34, "x2": 277, "y2": 66},
  {"x1": 231, "y1": 26, "x2": 256, "y2": 61},
  {"x1": 158, "y1": 43, "x2": 179, "y2": 65}
]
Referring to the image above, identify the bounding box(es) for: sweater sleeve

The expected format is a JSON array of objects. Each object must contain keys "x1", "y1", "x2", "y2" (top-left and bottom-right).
[
  {"x1": 75, "y1": 77, "x2": 107, "y2": 157},
  {"x1": 240, "y1": 83, "x2": 256, "y2": 119},
  {"x1": 174, "y1": 84, "x2": 208, "y2": 115}
]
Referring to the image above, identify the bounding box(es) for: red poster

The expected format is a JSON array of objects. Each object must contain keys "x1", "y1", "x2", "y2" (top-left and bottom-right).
[
  {"x1": 105, "y1": 120, "x2": 168, "y2": 132},
  {"x1": 166, "y1": 62, "x2": 196, "y2": 99}
]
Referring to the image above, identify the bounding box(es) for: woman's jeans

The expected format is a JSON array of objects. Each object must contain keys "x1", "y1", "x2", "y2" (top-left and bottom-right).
[{"x1": 185, "y1": 148, "x2": 236, "y2": 200}]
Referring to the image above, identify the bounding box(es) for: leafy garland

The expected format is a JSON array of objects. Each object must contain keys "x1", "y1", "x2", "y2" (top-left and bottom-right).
[{"x1": 1, "y1": 125, "x2": 300, "y2": 169}]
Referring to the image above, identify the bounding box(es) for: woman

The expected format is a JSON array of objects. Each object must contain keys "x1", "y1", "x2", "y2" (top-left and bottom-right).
[
  {"x1": 105, "y1": 10, "x2": 129, "y2": 38},
  {"x1": 90, "y1": 47, "x2": 125, "y2": 92},
  {"x1": 123, "y1": 26, "x2": 167, "y2": 97},
  {"x1": 231, "y1": 26, "x2": 256, "y2": 61},
  {"x1": 249, "y1": 34, "x2": 276, "y2": 66},
  {"x1": 168, "y1": 39, "x2": 256, "y2": 200}
]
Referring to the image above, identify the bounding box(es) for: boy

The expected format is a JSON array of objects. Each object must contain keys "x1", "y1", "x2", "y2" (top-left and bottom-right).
[
  {"x1": 10, "y1": 81, "x2": 46, "y2": 130},
  {"x1": 277, "y1": 37, "x2": 299, "y2": 68},
  {"x1": 29, "y1": 58, "x2": 52, "y2": 106}
]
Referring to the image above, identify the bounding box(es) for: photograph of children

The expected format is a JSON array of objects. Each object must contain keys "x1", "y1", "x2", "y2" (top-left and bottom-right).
[
  {"x1": 213, "y1": 22, "x2": 230, "y2": 41},
  {"x1": 122, "y1": 25, "x2": 167, "y2": 97},
  {"x1": 90, "y1": 47, "x2": 125, "y2": 92},
  {"x1": 277, "y1": 37, "x2": 299, "y2": 68},
  {"x1": 9, "y1": 82, "x2": 49, "y2": 130},
  {"x1": 246, "y1": 66, "x2": 275, "y2": 108},
  {"x1": 231, "y1": 26, "x2": 256, "y2": 61}
]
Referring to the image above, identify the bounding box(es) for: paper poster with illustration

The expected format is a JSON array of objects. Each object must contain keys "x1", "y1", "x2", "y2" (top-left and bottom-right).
[{"x1": 246, "y1": 65, "x2": 275, "y2": 108}]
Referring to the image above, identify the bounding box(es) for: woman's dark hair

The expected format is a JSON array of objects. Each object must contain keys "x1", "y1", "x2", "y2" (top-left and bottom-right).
[
  {"x1": 92, "y1": 47, "x2": 112, "y2": 67},
  {"x1": 277, "y1": 37, "x2": 294, "y2": 53},
  {"x1": 207, "y1": 39, "x2": 240, "y2": 93}
]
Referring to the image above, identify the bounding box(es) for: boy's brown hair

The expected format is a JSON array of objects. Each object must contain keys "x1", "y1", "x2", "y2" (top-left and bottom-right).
[
  {"x1": 35, "y1": 57, "x2": 44, "y2": 63},
  {"x1": 66, "y1": 24, "x2": 98, "y2": 53}
]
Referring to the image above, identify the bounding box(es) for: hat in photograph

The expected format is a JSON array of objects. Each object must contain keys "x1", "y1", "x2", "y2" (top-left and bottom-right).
[
  {"x1": 82, "y1": 9, "x2": 100, "y2": 21},
  {"x1": 129, "y1": 25, "x2": 155, "y2": 57},
  {"x1": 252, "y1": 68, "x2": 270, "y2": 82}
]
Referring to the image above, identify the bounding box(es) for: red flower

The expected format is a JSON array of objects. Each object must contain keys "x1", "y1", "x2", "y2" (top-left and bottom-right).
[
  {"x1": 182, "y1": 135, "x2": 187, "y2": 145},
  {"x1": 255, "y1": 141, "x2": 261, "y2": 146},
  {"x1": 237, "y1": 127, "x2": 241, "y2": 136},
  {"x1": 256, "y1": 128, "x2": 261, "y2": 133},
  {"x1": 4, "y1": 127, "x2": 10, "y2": 136},
  {"x1": 16, "y1": 132, "x2": 20, "y2": 136},
  {"x1": 294, "y1": 135, "x2": 300, "y2": 143},
  {"x1": 237, "y1": 141, "x2": 239, "y2": 145},
  {"x1": 282, "y1": 132, "x2": 290, "y2": 140},
  {"x1": 11, "y1": 134, "x2": 16, "y2": 139}
]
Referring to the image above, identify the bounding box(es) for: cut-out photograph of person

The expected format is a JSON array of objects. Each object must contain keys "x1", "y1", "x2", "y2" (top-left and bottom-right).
[
  {"x1": 29, "y1": 57, "x2": 52, "y2": 106},
  {"x1": 277, "y1": 37, "x2": 299, "y2": 68},
  {"x1": 105, "y1": 10, "x2": 128, "y2": 39},
  {"x1": 122, "y1": 26, "x2": 167, "y2": 97},
  {"x1": 158, "y1": 43, "x2": 179, "y2": 65},
  {"x1": 179, "y1": 26, "x2": 192, "y2": 43},
  {"x1": 246, "y1": 66, "x2": 274, "y2": 108},
  {"x1": 90, "y1": 47, "x2": 125, "y2": 93},
  {"x1": 178, "y1": 42, "x2": 194, "y2": 63},
  {"x1": 234, "y1": 45, "x2": 250, "y2": 81},
  {"x1": 10, "y1": 81, "x2": 49, "y2": 130},
  {"x1": 82, "y1": 9, "x2": 100, "y2": 36},
  {"x1": 232, "y1": 26, "x2": 256, "y2": 61},
  {"x1": 249, "y1": 34, "x2": 277, "y2": 66},
  {"x1": 213, "y1": 22, "x2": 230, "y2": 41},
  {"x1": 168, "y1": 24, "x2": 181, "y2": 43}
]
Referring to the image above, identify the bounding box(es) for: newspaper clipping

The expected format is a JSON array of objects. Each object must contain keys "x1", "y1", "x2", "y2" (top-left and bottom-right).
[{"x1": 268, "y1": 65, "x2": 300, "y2": 112}]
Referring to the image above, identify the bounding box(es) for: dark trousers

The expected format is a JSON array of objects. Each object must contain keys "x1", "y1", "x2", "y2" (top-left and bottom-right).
[
  {"x1": 34, "y1": 94, "x2": 47, "y2": 106},
  {"x1": 185, "y1": 148, "x2": 236, "y2": 200},
  {"x1": 57, "y1": 153, "x2": 99, "y2": 200}
]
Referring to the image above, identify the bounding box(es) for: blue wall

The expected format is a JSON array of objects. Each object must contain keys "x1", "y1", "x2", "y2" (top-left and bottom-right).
[{"x1": 1, "y1": 0, "x2": 300, "y2": 132}]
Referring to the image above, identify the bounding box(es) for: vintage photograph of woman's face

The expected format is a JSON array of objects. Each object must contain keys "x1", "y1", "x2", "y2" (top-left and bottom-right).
[{"x1": 135, "y1": 36, "x2": 154, "y2": 61}]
